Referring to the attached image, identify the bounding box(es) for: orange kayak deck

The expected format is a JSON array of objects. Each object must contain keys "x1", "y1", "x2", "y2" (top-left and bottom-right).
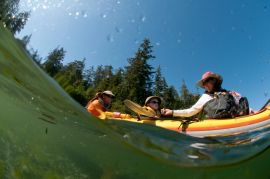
[{"x1": 103, "y1": 106, "x2": 270, "y2": 137}]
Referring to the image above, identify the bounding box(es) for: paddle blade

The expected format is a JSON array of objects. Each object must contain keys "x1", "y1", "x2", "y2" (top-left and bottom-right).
[{"x1": 124, "y1": 99, "x2": 156, "y2": 117}]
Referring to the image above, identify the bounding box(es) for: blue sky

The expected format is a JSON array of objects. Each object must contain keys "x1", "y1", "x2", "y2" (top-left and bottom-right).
[{"x1": 18, "y1": 0, "x2": 270, "y2": 110}]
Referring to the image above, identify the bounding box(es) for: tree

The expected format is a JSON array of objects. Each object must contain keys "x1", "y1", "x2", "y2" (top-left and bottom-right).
[
  {"x1": 153, "y1": 65, "x2": 167, "y2": 96},
  {"x1": 30, "y1": 49, "x2": 42, "y2": 66},
  {"x1": 54, "y1": 59, "x2": 88, "y2": 105},
  {"x1": 16, "y1": 35, "x2": 43, "y2": 66},
  {"x1": 124, "y1": 38, "x2": 155, "y2": 104},
  {"x1": 110, "y1": 68, "x2": 126, "y2": 111},
  {"x1": 43, "y1": 47, "x2": 65, "y2": 77},
  {"x1": 18, "y1": 35, "x2": 31, "y2": 48},
  {"x1": 84, "y1": 66, "x2": 95, "y2": 88},
  {"x1": 109, "y1": 68, "x2": 125, "y2": 99},
  {"x1": 0, "y1": 0, "x2": 30, "y2": 34},
  {"x1": 163, "y1": 86, "x2": 179, "y2": 109},
  {"x1": 179, "y1": 80, "x2": 200, "y2": 108},
  {"x1": 94, "y1": 65, "x2": 114, "y2": 91}
]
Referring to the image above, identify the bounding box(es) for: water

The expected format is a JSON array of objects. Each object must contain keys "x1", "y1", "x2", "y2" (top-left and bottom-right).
[{"x1": 1, "y1": 23, "x2": 270, "y2": 178}]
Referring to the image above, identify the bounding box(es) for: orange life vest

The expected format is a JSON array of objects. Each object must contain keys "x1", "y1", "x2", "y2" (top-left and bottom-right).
[{"x1": 86, "y1": 99, "x2": 106, "y2": 117}]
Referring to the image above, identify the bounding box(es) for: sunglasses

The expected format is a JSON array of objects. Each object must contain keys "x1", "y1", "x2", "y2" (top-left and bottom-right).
[{"x1": 149, "y1": 101, "x2": 159, "y2": 104}]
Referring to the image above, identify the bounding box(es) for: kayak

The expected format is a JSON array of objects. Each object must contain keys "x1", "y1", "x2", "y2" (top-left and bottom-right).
[{"x1": 103, "y1": 102, "x2": 270, "y2": 137}]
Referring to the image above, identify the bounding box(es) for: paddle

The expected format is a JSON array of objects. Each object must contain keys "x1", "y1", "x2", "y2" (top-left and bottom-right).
[
  {"x1": 123, "y1": 99, "x2": 195, "y2": 121},
  {"x1": 124, "y1": 99, "x2": 156, "y2": 117}
]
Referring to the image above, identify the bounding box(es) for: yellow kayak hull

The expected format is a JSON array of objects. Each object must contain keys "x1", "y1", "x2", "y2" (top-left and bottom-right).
[{"x1": 104, "y1": 106, "x2": 270, "y2": 137}]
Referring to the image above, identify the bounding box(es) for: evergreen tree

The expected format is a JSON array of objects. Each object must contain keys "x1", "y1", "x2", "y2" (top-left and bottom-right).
[
  {"x1": 179, "y1": 80, "x2": 200, "y2": 108},
  {"x1": 54, "y1": 59, "x2": 87, "y2": 105},
  {"x1": 17, "y1": 35, "x2": 43, "y2": 66},
  {"x1": 93, "y1": 65, "x2": 114, "y2": 91},
  {"x1": 18, "y1": 35, "x2": 31, "y2": 48},
  {"x1": 84, "y1": 66, "x2": 95, "y2": 88},
  {"x1": 153, "y1": 65, "x2": 167, "y2": 96},
  {"x1": 163, "y1": 86, "x2": 179, "y2": 109},
  {"x1": 30, "y1": 49, "x2": 42, "y2": 67},
  {"x1": 43, "y1": 47, "x2": 65, "y2": 77},
  {"x1": 0, "y1": 0, "x2": 30, "y2": 34},
  {"x1": 110, "y1": 68, "x2": 124, "y2": 98},
  {"x1": 110, "y1": 68, "x2": 126, "y2": 111},
  {"x1": 84, "y1": 66, "x2": 96, "y2": 102},
  {"x1": 124, "y1": 38, "x2": 155, "y2": 104},
  {"x1": 63, "y1": 59, "x2": 86, "y2": 86}
]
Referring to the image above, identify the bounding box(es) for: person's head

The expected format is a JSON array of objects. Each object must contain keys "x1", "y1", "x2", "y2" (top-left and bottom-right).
[
  {"x1": 197, "y1": 71, "x2": 223, "y2": 93},
  {"x1": 101, "y1": 90, "x2": 115, "y2": 105},
  {"x1": 144, "y1": 96, "x2": 162, "y2": 110}
]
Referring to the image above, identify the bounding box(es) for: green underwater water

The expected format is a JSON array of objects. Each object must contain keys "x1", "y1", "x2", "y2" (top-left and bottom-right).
[{"x1": 1, "y1": 23, "x2": 270, "y2": 178}]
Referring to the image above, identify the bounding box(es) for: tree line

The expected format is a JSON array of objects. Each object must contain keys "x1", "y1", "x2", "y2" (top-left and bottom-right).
[{"x1": 2, "y1": 0, "x2": 200, "y2": 113}]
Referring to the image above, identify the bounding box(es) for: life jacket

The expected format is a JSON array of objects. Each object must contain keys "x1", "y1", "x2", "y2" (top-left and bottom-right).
[
  {"x1": 203, "y1": 91, "x2": 249, "y2": 119},
  {"x1": 86, "y1": 98, "x2": 106, "y2": 117}
]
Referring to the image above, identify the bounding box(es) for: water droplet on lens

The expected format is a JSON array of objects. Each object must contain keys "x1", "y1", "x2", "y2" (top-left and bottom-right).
[
  {"x1": 83, "y1": 13, "x2": 88, "y2": 18},
  {"x1": 57, "y1": 3, "x2": 61, "y2": 8},
  {"x1": 140, "y1": 15, "x2": 146, "y2": 22},
  {"x1": 190, "y1": 143, "x2": 206, "y2": 149},
  {"x1": 116, "y1": 0, "x2": 120, "y2": 4},
  {"x1": 123, "y1": 134, "x2": 129, "y2": 139},
  {"x1": 188, "y1": 155, "x2": 199, "y2": 159},
  {"x1": 107, "y1": 34, "x2": 114, "y2": 42},
  {"x1": 99, "y1": 134, "x2": 107, "y2": 138},
  {"x1": 101, "y1": 13, "x2": 107, "y2": 18},
  {"x1": 75, "y1": 12, "x2": 80, "y2": 16},
  {"x1": 264, "y1": 91, "x2": 268, "y2": 97},
  {"x1": 115, "y1": 27, "x2": 123, "y2": 33},
  {"x1": 156, "y1": 42, "x2": 160, "y2": 46}
]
